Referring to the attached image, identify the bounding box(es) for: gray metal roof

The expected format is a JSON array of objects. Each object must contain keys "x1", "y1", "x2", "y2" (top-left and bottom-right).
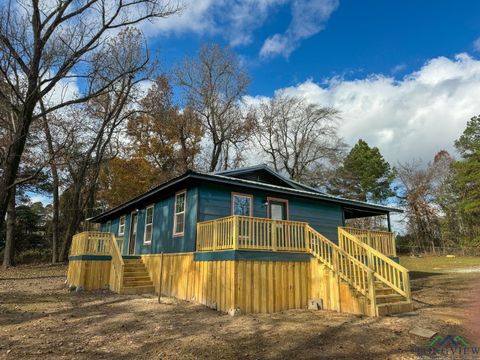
[{"x1": 90, "y1": 168, "x2": 402, "y2": 222}]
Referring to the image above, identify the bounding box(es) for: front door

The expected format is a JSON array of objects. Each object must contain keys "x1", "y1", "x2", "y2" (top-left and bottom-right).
[
  {"x1": 268, "y1": 199, "x2": 288, "y2": 248},
  {"x1": 128, "y1": 212, "x2": 138, "y2": 255},
  {"x1": 268, "y1": 199, "x2": 288, "y2": 220}
]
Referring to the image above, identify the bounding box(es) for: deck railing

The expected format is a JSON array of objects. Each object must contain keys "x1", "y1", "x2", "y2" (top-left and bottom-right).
[
  {"x1": 340, "y1": 227, "x2": 396, "y2": 257},
  {"x1": 70, "y1": 231, "x2": 124, "y2": 256},
  {"x1": 70, "y1": 231, "x2": 125, "y2": 292},
  {"x1": 70, "y1": 232, "x2": 112, "y2": 255},
  {"x1": 338, "y1": 228, "x2": 410, "y2": 299},
  {"x1": 196, "y1": 215, "x2": 308, "y2": 252}
]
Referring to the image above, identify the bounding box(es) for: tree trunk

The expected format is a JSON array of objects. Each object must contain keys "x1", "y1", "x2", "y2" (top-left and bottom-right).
[
  {"x1": 2, "y1": 186, "x2": 16, "y2": 268},
  {"x1": 51, "y1": 168, "x2": 60, "y2": 263},
  {"x1": 0, "y1": 101, "x2": 36, "y2": 240},
  {"x1": 42, "y1": 114, "x2": 60, "y2": 263}
]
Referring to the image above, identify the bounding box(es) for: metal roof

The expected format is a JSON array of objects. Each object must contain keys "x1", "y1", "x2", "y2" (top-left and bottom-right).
[{"x1": 89, "y1": 168, "x2": 402, "y2": 222}]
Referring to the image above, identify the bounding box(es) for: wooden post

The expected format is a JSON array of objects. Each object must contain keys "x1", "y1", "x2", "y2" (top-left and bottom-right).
[
  {"x1": 304, "y1": 224, "x2": 309, "y2": 252},
  {"x1": 233, "y1": 216, "x2": 238, "y2": 250},
  {"x1": 368, "y1": 269, "x2": 377, "y2": 316},
  {"x1": 212, "y1": 222, "x2": 217, "y2": 251},
  {"x1": 271, "y1": 220, "x2": 277, "y2": 251},
  {"x1": 158, "y1": 252, "x2": 164, "y2": 304}
]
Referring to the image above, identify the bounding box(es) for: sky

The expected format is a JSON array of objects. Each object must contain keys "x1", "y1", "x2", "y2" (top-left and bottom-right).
[{"x1": 139, "y1": 0, "x2": 480, "y2": 165}]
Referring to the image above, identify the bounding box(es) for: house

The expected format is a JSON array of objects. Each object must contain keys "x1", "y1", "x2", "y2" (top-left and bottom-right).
[{"x1": 67, "y1": 165, "x2": 412, "y2": 316}]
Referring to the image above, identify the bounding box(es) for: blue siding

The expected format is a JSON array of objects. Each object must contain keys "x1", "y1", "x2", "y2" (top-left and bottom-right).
[
  {"x1": 100, "y1": 187, "x2": 198, "y2": 255},
  {"x1": 99, "y1": 181, "x2": 344, "y2": 254},
  {"x1": 197, "y1": 183, "x2": 343, "y2": 243}
]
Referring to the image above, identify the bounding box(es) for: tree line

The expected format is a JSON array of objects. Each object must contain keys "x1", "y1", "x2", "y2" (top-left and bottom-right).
[{"x1": 1, "y1": 1, "x2": 479, "y2": 267}]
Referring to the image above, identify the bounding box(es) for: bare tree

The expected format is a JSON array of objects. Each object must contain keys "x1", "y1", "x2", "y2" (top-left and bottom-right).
[
  {"x1": 0, "y1": 0, "x2": 180, "y2": 237},
  {"x1": 396, "y1": 159, "x2": 442, "y2": 251},
  {"x1": 175, "y1": 44, "x2": 254, "y2": 172},
  {"x1": 255, "y1": 94, "x2": 344, "y2": 185}
]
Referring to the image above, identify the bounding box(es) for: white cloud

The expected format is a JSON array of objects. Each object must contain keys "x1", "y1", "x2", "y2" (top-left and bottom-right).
[
  {"x1": 143, "y1": 0, "x2": 337, "y2": 57},
  {"x1": 260, "y1": 0, "x2": 339, "y2": 58},
  {"x1": 143, "y1": 0, "x2": 288, "y2": 46},
  {"x1": 473, "y1": 37, "x2": 480, "y2": 52},
  {"x1": 246, "y1": 53, "x2": 480, "y2": 164}
]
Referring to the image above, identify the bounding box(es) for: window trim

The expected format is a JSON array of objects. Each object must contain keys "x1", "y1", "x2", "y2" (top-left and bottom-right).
[
  {"x1": 231, "y1": 192, "x2": 254, "y2": 217},
  {"x1": 106, "y1": 220, "x2": 112, "y2": 233},
  {"x1": 173, "y1": 190, "x2": 187, "y2": 237},
  {"x1": 266, "y1": 197, "x2": 289, "y2": 220},
  {"x1": 143, "y1": 205, "x2": 154, "y2": 245},
  {"x1": 118, "y1": 215, "x2": 126, "y2": 236}
]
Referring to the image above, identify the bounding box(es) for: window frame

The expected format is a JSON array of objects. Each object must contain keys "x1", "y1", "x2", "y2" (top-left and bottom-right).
[
  {"x1": 173, "y1": 190, "x2": 187, "y2": 237},
  {"x1": 106, "y1": 220, "x2": 112, "y2": 233},
  {"x1": 231, "y1": 192, "x2": 254, "y2": 217},
  {"x1": 143, "y1": 205, "x2": 154, "y2": 245},
  {"x1": 118, "y1": 215, "x2": 126, "y2": 236}
]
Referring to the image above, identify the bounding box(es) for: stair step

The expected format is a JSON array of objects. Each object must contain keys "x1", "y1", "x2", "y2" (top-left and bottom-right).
[
  {"x1": 121, "y1": 285, "x2": 155, "y2": 295},
  {"x1": 123, "y1": 280, "x2": 154, "y2": 287},
  {"x1": 375, "y1": 288, "x2": 396, "y2": 295},
  {"x1": 375, "y1": 293, "x2": 405, "y2": 304},
  {"x1": 123, "y1": 273, "x2": 151, "y2": 281},
  {"x1": 376, "y1": 301, "x2": 414, "y2": 316}
]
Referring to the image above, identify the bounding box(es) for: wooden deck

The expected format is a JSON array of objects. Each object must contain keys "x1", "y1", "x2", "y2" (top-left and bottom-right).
[{"x1": 67, "y1": 217, "x2": 412, "y2": 316}]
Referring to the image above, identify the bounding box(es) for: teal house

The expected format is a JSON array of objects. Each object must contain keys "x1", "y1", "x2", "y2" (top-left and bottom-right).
[
  {"x1": 70, "y1": 165, "x2": 412, "y2": 317},
  {"x1": 90, "y1": 165, "x2": 398, "y2": 257}
]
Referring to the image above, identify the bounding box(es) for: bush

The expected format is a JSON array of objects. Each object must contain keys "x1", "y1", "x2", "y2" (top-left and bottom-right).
[{"x1": 15, "y1": 248, "x2": 52, "y2": 264}]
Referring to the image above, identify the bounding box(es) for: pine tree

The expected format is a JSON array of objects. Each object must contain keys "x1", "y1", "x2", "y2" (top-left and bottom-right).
[{"x1": 328, "y1": 139, "x2": 396, "y2": 203}]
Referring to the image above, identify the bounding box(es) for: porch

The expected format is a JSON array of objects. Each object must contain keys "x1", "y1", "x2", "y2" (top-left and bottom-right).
[
  {"x1": 67, "y1": 216, "x2": 411, "y2": 316},
  {"x1": 196, "y1": 215, "x2": 397, "y2": 257}
]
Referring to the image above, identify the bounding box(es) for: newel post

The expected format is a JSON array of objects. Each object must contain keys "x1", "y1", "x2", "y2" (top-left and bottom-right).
[
  {"x1": 271, "y1": 220, "x2": 277, "y2": 251},
  {"x1": 212, "y1": 222, "x2": 217, "y2": 251},
  {"x1": 233, "y1": 216, "x2": 238, "y2": 250},
  {"x1": 368, "y1": 268, "x2": 377, "y2": 316}
]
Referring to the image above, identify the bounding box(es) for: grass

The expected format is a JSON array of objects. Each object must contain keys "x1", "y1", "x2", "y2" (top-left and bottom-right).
[{"x1": 400, "y1": 255, "x2": 480, "y2": 272}]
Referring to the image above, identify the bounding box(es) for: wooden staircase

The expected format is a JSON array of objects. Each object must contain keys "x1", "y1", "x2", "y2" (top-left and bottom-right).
[
  {"x1": 374, "y1": 280, "x2": 413, "y2": 316},
  {"x1": 120, "y1": 258, "x2": 155, "y2": 295},
  {"x1": 307, "y1": 226, "x2": 413, "y2": 316}
]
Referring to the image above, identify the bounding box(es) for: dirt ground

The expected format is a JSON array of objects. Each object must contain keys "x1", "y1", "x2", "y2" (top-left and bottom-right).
[{"x1": 1, "y1": 256, "x2": 479, "y2": 360}]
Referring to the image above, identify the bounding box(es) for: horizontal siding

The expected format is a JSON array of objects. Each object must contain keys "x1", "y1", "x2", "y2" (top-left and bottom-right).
[
  {"x1": 197, "y1": 182, "x2": 343, "y2": 243},
  {"x1": 100, "y1": 187, "x2": 198, "y2": 255}
]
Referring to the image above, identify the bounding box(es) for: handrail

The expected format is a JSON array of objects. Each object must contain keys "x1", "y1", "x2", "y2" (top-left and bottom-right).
[
  {"x1": 109, "y1": 233, "x2": 125, "y2": 293},
  {"x1": 338, "y1": 228, "x2": 411, "y2": 300},
  {"x1": 341, "y1": 227, "x2": 396, "y2": 256},
  {"x1": 307, "y1": 226, "x2": 371, "y2": 297}
]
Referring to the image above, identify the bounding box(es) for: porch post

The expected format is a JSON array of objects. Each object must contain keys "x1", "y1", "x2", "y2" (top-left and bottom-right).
[{"x1": 387, "y1": 213, "x2": 391, "y2": 232}]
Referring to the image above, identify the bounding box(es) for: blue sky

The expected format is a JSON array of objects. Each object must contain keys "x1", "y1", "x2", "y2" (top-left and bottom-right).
[
  {"x1": 150, "y1": 0, "x2": 480, "y2": 96},
  {"x1": 139, "y1": 0, "x2": 480, "y2": 167}
]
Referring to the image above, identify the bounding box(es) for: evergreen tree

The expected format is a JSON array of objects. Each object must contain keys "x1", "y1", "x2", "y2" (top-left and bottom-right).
[
  {"x1": 454, "y1": 115, "x2": 480, "y2": 244},
  {"x1": 328, "y1": 139, "x2": 396, "y2": 203},
  {"x1": 454, "y1": 115, "x2": 480, "y2": 216}
]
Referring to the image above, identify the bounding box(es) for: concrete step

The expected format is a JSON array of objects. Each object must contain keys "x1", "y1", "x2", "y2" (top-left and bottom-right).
[
  {"x1": 121, "y1": 285, "x2": 155, "y2": 295},
  {"x1": 376, "y1": 293, "x2": 407, "y2": 304},
  {"x1": 376, "y1": 301, "x2": 414, "y2": 316}
]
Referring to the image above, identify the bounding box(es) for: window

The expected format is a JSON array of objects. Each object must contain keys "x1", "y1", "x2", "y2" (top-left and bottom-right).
[
  {"x1": 144, "y1": 206, "x2": 154, "y2": 244},
  {"x1": 118, "y1": 216, "x2": 126, "y2": 236},
  {"x1": 173, "y1": 190, "x2": 186, "y2": 236},
  {"x1": 231, "y1": 193, "x2": 253, "y2": 216},
  {"x1": 106, "y1": 221, "x2": 111, "y2": 233}
]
